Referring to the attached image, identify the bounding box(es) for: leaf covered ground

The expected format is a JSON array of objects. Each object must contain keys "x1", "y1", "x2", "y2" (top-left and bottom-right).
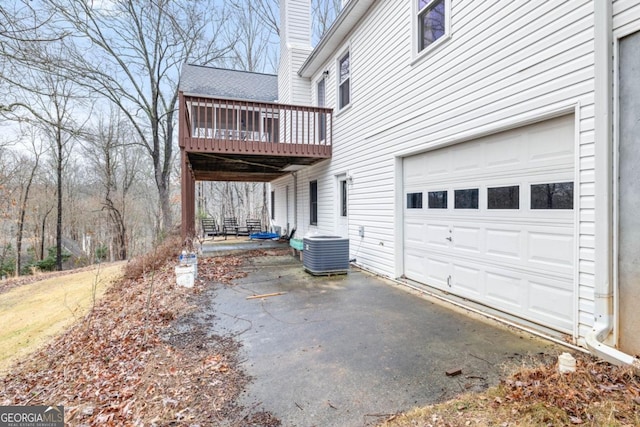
[
  {"x1": 380, "y1": 353, "x2": 640, "y2": 427},
  {"x1": 0, "y1": 236, "x2": 285, "y2": 426},
  {"x1": 2, "y1": 237, "x2": 639, "y2": 426}
]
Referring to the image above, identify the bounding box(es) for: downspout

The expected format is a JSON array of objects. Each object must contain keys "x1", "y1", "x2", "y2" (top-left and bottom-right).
[
  {"x1": 586, "y1": 0, "x2": 640, "y2": 371},
  {"x1": 293, "y1": 172, "x2": 298, "y2": 232}
]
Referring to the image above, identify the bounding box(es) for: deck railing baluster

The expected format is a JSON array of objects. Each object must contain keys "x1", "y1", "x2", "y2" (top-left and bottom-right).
[{"x1": 183, "y1": 95, "x2": 332, "y2": 158}]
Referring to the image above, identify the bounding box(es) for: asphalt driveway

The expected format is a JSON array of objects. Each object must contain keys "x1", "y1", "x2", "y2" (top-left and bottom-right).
[{"x1": 204, "y1": 250, "x2": 561, "y2": 427}]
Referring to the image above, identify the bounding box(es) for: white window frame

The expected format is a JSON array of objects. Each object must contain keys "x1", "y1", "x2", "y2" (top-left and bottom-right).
[
  {"x1": 412, "y1": 0, "x2": 451, "y2": 63},
  {"x1": 310, "y1": 180, "x2": 318, "y2": 226},
  {"x1": 316, "y1": 75, "x2": 327, "y2": 142},
  {"x1": 337, "y1": 50, "x2": 351, "y2": 110}
]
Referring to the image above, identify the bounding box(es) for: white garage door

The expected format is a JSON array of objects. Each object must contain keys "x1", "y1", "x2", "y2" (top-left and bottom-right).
[{"x1": 403, "y1": 115, "x2": 575, "y2": 333}]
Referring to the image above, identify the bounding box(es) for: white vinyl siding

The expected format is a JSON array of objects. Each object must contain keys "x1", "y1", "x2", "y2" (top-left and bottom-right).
[
  {"x1": 298, "y1": 0, "x2": 596, "y2": 343},
  {"x1": 281, "y1": 1, "x2": 311, "y2": 47},
  {"x1": 613, "y1": 0, "x2": 640, "y2": 36},
  {"x1": 278, "y1": 0, "x2": 312, "y2": 106}
]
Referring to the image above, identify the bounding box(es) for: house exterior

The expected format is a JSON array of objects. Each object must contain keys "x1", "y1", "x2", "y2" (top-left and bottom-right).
[{"x1": 180, "y1": 0, "x2": 640, "y2": 368}]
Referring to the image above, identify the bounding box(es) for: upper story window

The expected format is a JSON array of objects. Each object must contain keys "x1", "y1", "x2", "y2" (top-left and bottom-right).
[
  {"x1": 417, "y1": 0, "x2": 447, "y2": 52},
  {"x1": 338, "y1": 51, "x2": 350, "y2": 109}
]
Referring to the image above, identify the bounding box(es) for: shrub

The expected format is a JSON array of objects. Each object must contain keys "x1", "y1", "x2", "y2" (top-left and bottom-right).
[
  {"x1": 0, "y1": 244, "x2": 15, "y2": 278},
  {"x1": 31, "y1": 247, "x2": 71, "y2": 272},
  {"x1": 124, "y1": 234, "x2": 182, "y2": 280},
  {"x1": 95, "y1": 244, "x2": 108, "y2": 262}
]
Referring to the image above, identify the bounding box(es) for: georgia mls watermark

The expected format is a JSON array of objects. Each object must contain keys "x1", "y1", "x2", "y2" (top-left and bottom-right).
[{"x1": 0, "y1": 406, "x2": 64, "y2": 427}]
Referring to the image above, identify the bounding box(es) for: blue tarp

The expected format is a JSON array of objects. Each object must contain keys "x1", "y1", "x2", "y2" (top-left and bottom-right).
[{"x1": 249, "y1": 232, "x2": 279, "y2": 240}]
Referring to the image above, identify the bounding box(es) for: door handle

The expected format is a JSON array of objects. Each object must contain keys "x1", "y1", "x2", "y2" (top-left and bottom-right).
[{"x1": 446, "y1": 236, "x2": 452, "y2": 241}]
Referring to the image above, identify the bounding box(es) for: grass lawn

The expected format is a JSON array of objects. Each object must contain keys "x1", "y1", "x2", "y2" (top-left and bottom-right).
[{"x1": 0, "y1": 263, "x2": 123, "y2": 374}]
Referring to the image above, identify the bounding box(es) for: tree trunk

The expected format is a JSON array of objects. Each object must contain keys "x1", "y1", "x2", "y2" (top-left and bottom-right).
[
  {"x1": 15, "y1": 157, "x2": 39, "y2": 276},
  {"x1": 55, "y1": 128, "x2": 63, "y2": 271},
  {"x1": 40, "y1": 207, "x2": 52, "y2": 261}
]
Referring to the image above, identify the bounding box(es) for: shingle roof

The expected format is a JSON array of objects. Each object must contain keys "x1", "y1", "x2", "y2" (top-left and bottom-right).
[{"x1": 179, "y1": 64, "x2": 278, "y2": 102}]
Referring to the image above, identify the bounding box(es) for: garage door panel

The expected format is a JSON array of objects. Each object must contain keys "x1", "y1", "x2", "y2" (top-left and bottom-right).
[
  {"x1": 452, "y1": 144, "x2": 483, "y2": 173},
  {"x1": 404, "y1": 251, "x2": 425, "y2": 279},
  {"x1": 485, "y1": 228, "x2": 523, "y2": 259},
  {"x1": 416, "y1": 224, "x2": 446, "y2": 249},
  {"x1": 403, "y1": 116, "x2": 575, "y2": 333},
  {"x1": 452, "y1": 264, "x2": 483, "y2": 296},
  {"x1": 485, "y1": 271, "x2": 525, "y2": 309},
  {"x1": 452, "y1": 225, "x2": 482, "y2": 253},
  {"x1": 404, "y1": 156, "x2": 428, "y2": 183},
  {"x1": 528, "y1": 231, "x2": 574, "y2": 269},
  {"x1": 528, "y1": 279, "x2": 574, "y2": 331},
  {"x1": 485, "y1": 133, "x2": 523, "y2": 168},
  {"x1": 425, "y1": 257, "x2": 450, "y2": 288},
  {"x1": 424, "y1": 149, "x2": 451, "y2": 177},
  {"x1": 527, "y1": 119, "x2": 574, "y2": 165},
  {"x1": 404, "y1": 221, "x2": 426, "y2": 244}
]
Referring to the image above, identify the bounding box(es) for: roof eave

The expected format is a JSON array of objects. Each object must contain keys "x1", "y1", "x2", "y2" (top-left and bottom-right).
[
  {"x1": 181, "y1": 92, "x2": 278, "y2": 104},
  {"x1": 298, "y1": 0, "x2": 376, "y2": 79}
]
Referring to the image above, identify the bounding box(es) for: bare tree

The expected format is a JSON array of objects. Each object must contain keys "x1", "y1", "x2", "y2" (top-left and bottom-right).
[
  {"x1": 250, "y1": 0, "x2": 280, "y2": 37},
  {"x1": 4, "y1": 67, "x2": 81, "y2": 271},
  {"x1": 227, "y1": 1, "x2": 275, "y2": 73},
  {"x1": 312, "y1": 0, "x2": 342, "y2": 41},
  {"x1": 0, "y1": 1, "x2": 66, "y2": 113},
  {"x1": 36, "y1": 0, "x2": 232, "y2": 235},
  {"x1": 247, "y1": 0, "x2": 342, "y2": 46},
  {"x1": 83, "y1": 112, "x2": 140, "y2": 260},
  {"x1": 14, "y1": 126, "x2": 47, "y2": 275},
  {"x1": 43, "y1": 76, "x2": 79, "y2": 270}
]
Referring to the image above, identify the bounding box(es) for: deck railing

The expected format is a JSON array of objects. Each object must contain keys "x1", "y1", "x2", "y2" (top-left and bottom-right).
[{"x1": 181, "y1": 95, "x2": 333, "y2": 157}]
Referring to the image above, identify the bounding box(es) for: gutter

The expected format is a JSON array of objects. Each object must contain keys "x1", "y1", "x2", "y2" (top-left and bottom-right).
[
  {"x1": 586, "y1": 0, "x2": 640, "y2": 373},
  {"x1": 298, "y1": 0, "x2": 376, "y2": 78},
  {"x1": 298, "y1": 0, "x2": 358, "y2": 77}
]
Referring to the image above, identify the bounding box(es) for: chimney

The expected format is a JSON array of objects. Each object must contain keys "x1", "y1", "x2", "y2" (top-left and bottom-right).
[{"x1": 278, "y1": 0, "x2": 312, "y2": 105}]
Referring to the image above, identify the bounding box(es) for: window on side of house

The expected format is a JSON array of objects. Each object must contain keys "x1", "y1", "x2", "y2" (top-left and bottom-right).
[
  {"x1": 338, "y1": 51, "x2": 350, "y2": 109},
  {"x1": 317, "y1": 78, "x2": 326, "y2": 142},
  {"x1": 340, "y1": 179, "x2": 348, "y2": 217},
  {"x1": 310, "y1": 180, "x2": 318, "y2": 225},
  {"x1": 271, "y1": 190, "x2": 275, "y2": 220},
  {"x1": 418, "y1": 0, "x2": 447, "y2": 53}
]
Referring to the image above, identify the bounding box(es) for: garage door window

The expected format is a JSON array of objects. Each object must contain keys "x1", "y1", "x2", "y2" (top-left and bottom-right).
[
  {"x1": 531, "y1": 182, "x2": 574, "y2": 210},
  {"x1": 488, "y1": 186, "x2": 519, "y2": 209},
  {"x1": 407, "y1": 192, "x2": 423, "y2": 209},
  {"x1": 454, "y1": 189, "x2": 478, "y2": 209},
  {"x1": 428, "y1": 190, "x2": 447, "y2": 208}
]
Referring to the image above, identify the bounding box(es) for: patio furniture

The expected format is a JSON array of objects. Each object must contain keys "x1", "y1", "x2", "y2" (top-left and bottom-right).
[
  {"x1": 222, "y1": 217, "x2": 239, "y2": 239},
  {"x1": 246, "y1": 219, "x2": 263, "y2": 235},
  {"x1": 201, "y1": 218, "x2": 218, "y2": 239}
]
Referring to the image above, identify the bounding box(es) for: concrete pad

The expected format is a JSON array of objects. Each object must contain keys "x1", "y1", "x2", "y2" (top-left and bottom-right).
[
  {"x1": 204, "y1": 254, "x2": 561, "y2": 426},
  {"x1": 200, "y1": 237, "x2": 288, "y2": 256}
]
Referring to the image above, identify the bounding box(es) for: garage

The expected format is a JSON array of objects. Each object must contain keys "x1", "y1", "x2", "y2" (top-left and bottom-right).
[{"x1": 403, "y1": 115, "x2": 576, "y2": 333}]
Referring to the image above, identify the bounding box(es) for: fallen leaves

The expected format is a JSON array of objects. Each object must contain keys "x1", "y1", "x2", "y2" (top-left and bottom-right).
[
  {"x1": 0, "y1": 239, "x2": 282, "y2": 425},
  {"x1": 498, "y1": 353, "x2": 640, "y2": 425}
]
